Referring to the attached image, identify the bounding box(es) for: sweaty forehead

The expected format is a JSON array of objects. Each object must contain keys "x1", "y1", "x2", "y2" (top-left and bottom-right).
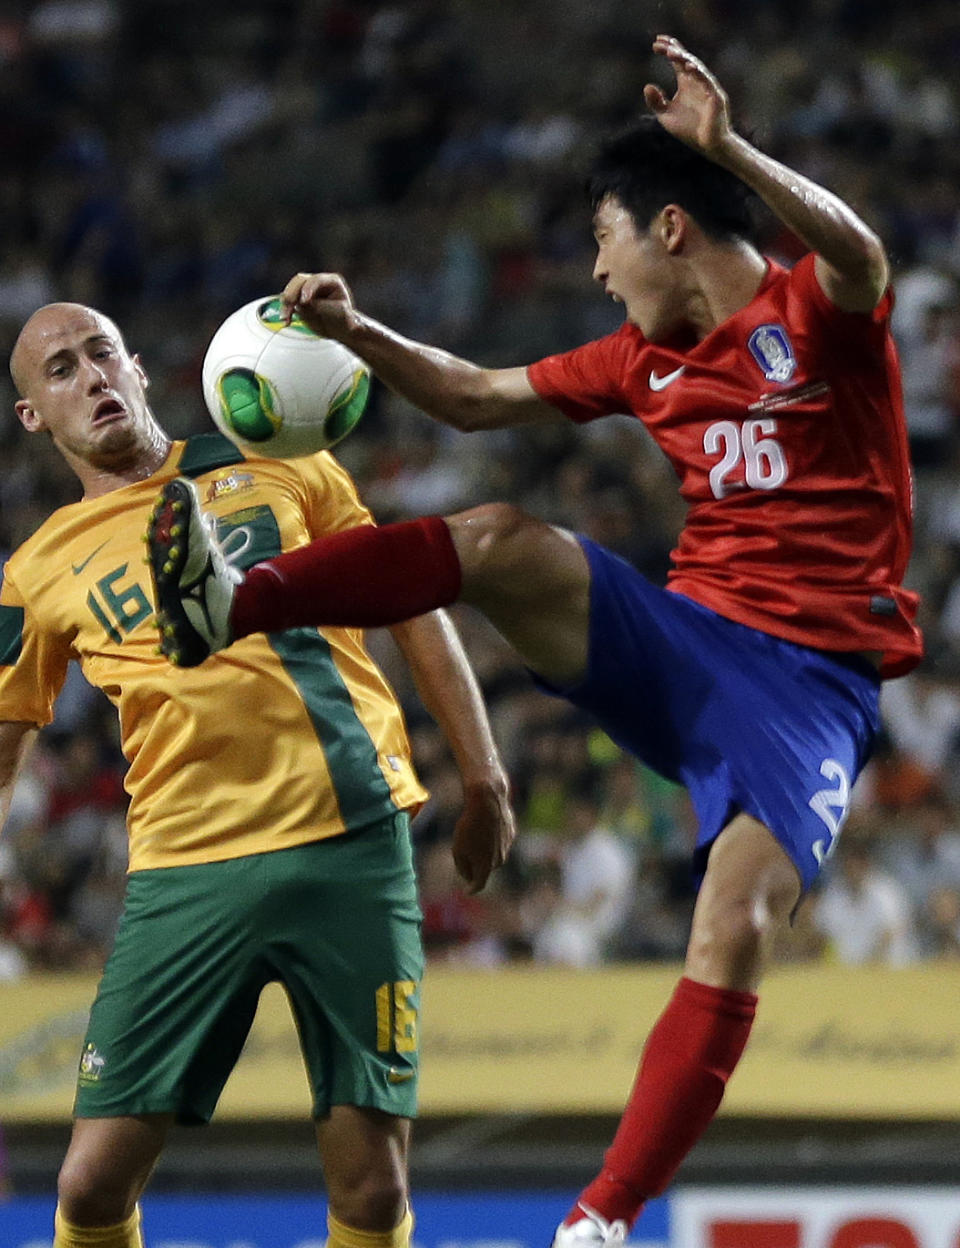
[
  {"x1": 30, "y1": 307, "x2": 118, "y2": 357},
  {"x1": 593, "y1": 194, "x2": 632, "y2": 231}
]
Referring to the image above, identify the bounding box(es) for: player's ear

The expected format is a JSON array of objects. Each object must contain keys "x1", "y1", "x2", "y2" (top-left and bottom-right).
[
  {"x1": 659, "y1": 205, "x2": 687, "y2": 254},
  {"x1": 15, "y1": 399, "x2": 45, "y2": 433},
  {"x1": 132, "y1": 353, "x2": 150, "y2": 391}
]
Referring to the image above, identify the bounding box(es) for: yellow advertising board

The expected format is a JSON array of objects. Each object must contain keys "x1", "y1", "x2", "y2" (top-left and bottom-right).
[{"x1": 0, "y1": 963, "x2": 958, "y2": 1121}]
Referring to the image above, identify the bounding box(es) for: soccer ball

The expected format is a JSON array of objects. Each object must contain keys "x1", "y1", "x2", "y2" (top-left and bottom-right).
[{"x1": 201, "y1": 295, "x2": 371, "y2": 458}]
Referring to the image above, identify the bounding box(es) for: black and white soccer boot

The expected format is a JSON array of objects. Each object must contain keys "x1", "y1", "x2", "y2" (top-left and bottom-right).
[{"x1": 147, "y1": 477, "x2": 242, "y2": 667}]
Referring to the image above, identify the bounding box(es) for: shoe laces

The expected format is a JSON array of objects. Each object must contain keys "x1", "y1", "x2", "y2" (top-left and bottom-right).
[
  {"x1": 576, "y1": 1204, "x2": 628, "y2": 1245},
  {"x1": 201, "y1": 512, "x2": 249, "y2": 585}
]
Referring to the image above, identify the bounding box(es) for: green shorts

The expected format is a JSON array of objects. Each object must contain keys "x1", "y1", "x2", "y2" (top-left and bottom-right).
[{"x1": 74, "y1": 812, "x2": 423, "y2": 1124}]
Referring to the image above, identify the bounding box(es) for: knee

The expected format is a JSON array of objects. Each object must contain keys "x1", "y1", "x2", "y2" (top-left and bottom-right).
[
  {"x1": 689, "y1": 895, "x2": 767, "y2": 967},
  {"x1": 688, "y1": 870, "x2": 800, "y2": 985},
  {"x1": 57, "y1": 1156, "x2": 136, "y2": 1227},
  {"x1": 447, "y1": 503, "x2": 544, "y2": 595},
  {"x1": 449, "y1": 502, "x2": 531, "y2": 556},
  {"x1": 328, "y1": 1167, "x2": 408, "y2": 1232}
]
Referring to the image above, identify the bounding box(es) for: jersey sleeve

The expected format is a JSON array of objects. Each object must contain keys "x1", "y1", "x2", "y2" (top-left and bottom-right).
[
  {"x1": 527, "y1": 329, "x2": 634, "y2": 423},
  {"x1": 293, "y1": 451, "x2": 377, "y2": 539},
  {"x1": 0, "y1": 567, "x2": 71, "y2": 726},
  {"x1": 787, "y1": 251, "x2": 894, "y2": 346}
]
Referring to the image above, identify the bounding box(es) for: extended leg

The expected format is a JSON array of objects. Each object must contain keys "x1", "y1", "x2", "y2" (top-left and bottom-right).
[
  {"x1": 557, "y1": 816, "x2": 801, "y2": 1245},
  {"x1": 149, "y1": 479, "x2": 592, "y2": 685}
]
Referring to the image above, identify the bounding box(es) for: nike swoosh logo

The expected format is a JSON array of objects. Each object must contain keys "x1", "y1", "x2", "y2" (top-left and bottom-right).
[
  {"x1": 72, "y1": 540, "x2": 110, "y2": 576},
  {"x1": 388, "y1": 1067, "x2": 415, "y2": 1084},
  {"x1": 649, "y1": 366, "x2": 686, "y2": 391}
]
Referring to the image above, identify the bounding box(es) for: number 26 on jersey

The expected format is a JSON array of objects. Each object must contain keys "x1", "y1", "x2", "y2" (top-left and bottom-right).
[{"x1": 704, "y1": 417, "x2": 788, "y2": 500}]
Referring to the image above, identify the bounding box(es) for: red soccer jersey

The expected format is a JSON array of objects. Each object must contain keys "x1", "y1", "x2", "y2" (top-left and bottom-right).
[{"x1": 527, "y1": 252, "x2": 922, "y2": 678}]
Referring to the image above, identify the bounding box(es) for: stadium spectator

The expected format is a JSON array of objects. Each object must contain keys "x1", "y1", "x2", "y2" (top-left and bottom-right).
[
  {"x1": 897, "y1": 288, "x2": 960, "y2": 471},
  {"x1": 926, "y1": 885, "x2": 960, "y2": 959},
  {"x1": 814, "y1": 834, "x2": 921, "y2": 966},
  {"x1": 878, "y1": 790, "x2": 960, "y2": 953},
  {"x1": 418, "y1": 837, "x2": 506, "y2": 966},
  {"x1": 529, "y1": 773, "x2": 635, "y2": 967}
]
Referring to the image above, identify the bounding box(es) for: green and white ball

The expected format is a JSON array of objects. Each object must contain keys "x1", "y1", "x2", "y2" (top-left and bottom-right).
[{"x1": 201, "y1": 296, "x2": 370, "y2": 458}]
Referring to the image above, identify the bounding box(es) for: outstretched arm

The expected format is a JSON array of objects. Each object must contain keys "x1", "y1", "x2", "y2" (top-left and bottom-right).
[
  {"x1": 647, "y1": 34, "x2": 888, "y2": 312},
  {"x1": 390, "y1": 610, "x2": 516, "y2": 893},
  {"x1": 280, "y1": 272, "x2": 564, "y2": 433}
]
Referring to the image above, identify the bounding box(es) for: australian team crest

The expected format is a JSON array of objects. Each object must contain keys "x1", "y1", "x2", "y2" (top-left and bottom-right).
[
  {"x1": 205, "y1": 469, "x2": 255, "y2": 505},
  {"x1": 78, "y1": 1042, "x2": 106, "y2": 1084},
  {"x1": 748, "y1": 324, "x2": 797, "y2": 384}
]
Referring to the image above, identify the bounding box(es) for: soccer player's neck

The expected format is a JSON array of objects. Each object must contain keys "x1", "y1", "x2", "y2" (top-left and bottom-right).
[
  {"x1": 637, "y1": 244, "x2": 767, "y2": 345},
  {"x1": 73, "y1": 432, "x2": 174, "y2": 501},
  {"x1": 684, "y1": 245, "x2": 769, "y2": 341}
]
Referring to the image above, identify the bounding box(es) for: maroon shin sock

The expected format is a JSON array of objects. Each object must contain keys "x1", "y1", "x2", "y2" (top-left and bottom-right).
[
  {"x1": 231, "y1": 515, "x2": 462, "y2": 635},
  {"x1": 568, "y1": 976, "x2": 757, "y2": 1228}
]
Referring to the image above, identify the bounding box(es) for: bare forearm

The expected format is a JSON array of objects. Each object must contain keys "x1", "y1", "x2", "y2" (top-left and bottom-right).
[
  {"x1": 715, "y1": 133, "x2": 886, "y2": 282},
  {"x1": 391, "y1": 612, "x2": 506, "y2": 788},
  {"x1": 392, "y1": 611, "x2": 515, "y2": 891},
  {"x1": 345, "y1": 313, "x2": 500, "y2": 431},
  {"x1": 283, "y1": 270, "x2": 559, "y2": 430}
]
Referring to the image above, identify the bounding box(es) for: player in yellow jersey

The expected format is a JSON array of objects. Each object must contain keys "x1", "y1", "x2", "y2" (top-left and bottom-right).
[{"x1": 0, "y1": 301, "x2": 516, "y2": 1248}]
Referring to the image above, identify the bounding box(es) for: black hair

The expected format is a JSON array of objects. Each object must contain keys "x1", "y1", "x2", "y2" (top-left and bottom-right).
[{"x1": 587, "y1": 116, "x2": 759, "y2": 244}]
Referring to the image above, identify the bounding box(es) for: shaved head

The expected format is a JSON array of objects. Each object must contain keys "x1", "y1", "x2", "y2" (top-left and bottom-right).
[
  {"x1": 8, "y1": 300, "x2": 169, "y2": 496},
  {"x1": 10, "y1": 303, "x2": 126, "y2": 398}
]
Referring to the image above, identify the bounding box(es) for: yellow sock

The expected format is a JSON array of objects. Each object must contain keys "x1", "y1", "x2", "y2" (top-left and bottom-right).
[
  {"x1": 54, "y1": 1204, "x2": 143, "y2": 1248},
  {"x1": 327, "y1": 1204, "x2": 414, "y2": 1248}
]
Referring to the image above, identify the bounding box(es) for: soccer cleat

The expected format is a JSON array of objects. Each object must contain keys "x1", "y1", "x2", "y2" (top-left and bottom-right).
[
  {"x1": 147, "y1": 477, "x2": 243, "y2": 666},
  {"x1": 551, "y1": 1206, "x2": 628, "y2": 1247}
]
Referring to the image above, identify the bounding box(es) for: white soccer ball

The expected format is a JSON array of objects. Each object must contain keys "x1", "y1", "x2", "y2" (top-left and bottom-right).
[{"x1": 201, "y1": 295, "x2": 371, "y2": 458}]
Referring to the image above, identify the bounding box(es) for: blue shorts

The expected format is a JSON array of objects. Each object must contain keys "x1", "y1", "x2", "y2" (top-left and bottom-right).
[{"x1": 538, "y1": 539, "x2": 881, "y2": 892}]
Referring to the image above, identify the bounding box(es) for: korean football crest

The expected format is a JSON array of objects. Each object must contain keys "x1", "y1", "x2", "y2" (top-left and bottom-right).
[{"x1": 748, "y1": 324, "x2": 797, "y2": 383}]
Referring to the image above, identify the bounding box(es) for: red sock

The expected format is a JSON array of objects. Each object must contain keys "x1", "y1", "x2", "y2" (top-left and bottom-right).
[
  {"x1": 230, "y1": 515, "x2": 462, "y2": 636},
  {"x1": 567, "y1": 976, "x2": 756, "y2": 1229}
]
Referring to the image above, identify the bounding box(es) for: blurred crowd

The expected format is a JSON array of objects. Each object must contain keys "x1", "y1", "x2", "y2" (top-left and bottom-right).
[{"x1": 2, "y1": 0, "x2": 960, "y2": 976}]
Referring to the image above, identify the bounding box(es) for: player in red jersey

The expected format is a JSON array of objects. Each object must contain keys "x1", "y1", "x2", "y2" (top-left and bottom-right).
[{"x1": 149, "y1": 35, "x2": 921, "y2": 1247}]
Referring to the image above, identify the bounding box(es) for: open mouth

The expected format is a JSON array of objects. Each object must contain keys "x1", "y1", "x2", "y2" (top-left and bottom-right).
[{"x1": 92, "y1": 398, "x2": 126, "y2": 425}]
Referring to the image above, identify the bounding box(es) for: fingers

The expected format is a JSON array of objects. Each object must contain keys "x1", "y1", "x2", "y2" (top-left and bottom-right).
[
  {"x1": 453, "y1": 833, "x2": 502, "y2": 894},
  {"x1": 653, "y1": 33, "x2": 692, "y2": 61},
  {"x1": 652, "y1": 33, "x2": 720, "y2": 89},
  {"x1": 645, "y1": 35, "x2": 699, "y2": 114},
  {"x1": 452, "y1": 789, "x2": 516, "y2": 895},
  {"x1": 643, "y1": 83, "x2": 668, "y2": 112},
  {"x1": 279, "y1": 271, "x2": 346, "y2": 321},
  {"x1": 454, "y1": 837, "x2": 510, "y2": 894},
  {"x1": 280, "y1": 271, "x2": 310, "y2": 319},
  {"x1": 453, "y1": 848, "x2": 487, "y2": 895}
]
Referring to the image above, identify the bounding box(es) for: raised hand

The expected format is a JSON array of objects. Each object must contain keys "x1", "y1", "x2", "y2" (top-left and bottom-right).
[
  {"x1": 280, "y1": 270, "x2": 359, "y2": 340},
  {"x1": 643, "y1": 34, "x2": 734, "y2": 157}
]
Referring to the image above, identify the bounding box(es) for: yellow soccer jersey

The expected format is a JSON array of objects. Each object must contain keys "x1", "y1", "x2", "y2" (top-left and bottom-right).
[{"x1": 0, "y1": 434, "x2": 427, "y2": 871}]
